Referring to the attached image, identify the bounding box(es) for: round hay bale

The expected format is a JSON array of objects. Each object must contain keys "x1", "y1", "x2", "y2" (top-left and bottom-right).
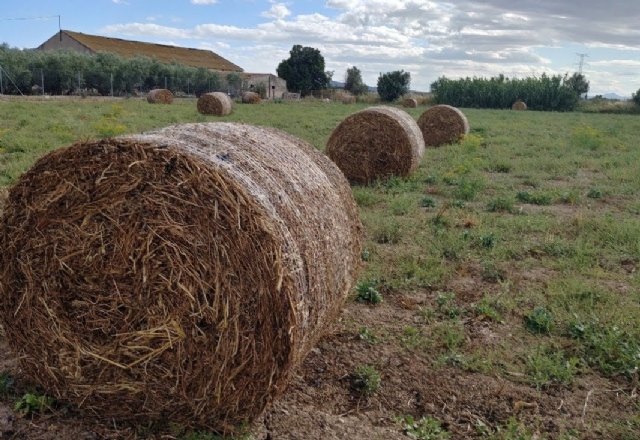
[
  {"x1": 326, "y1": 106, "x2": 425, "y2": 184},
  {"x1": 512, "y1": 100, "x2": 527, "y2": 110},
  {"x1": 341, "y1": 95, "x2": 356, "y2": 104},
  {"x1": 241, "y1": 91, "x2": 261, "y2": 104},
  {"x1": 402, "y1": 98, "x2": 417, "y2": 108},
  {"x1": 147, "y1": 88, "x2": 174, "y2": 104},
  {"x1": 417, "y1": 104, "x2": 470, "y2": 147},
  {"x1": 197, "y1": 92, "x2": 233, "y2": 116},
  {"x1": 0, "y1": 123, "x2": 362, "y2": 432}
]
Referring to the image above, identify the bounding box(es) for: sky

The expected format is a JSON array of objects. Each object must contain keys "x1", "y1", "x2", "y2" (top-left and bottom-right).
[{"x1": 1, "y1": 0, "x2": 639, "y2": 97}]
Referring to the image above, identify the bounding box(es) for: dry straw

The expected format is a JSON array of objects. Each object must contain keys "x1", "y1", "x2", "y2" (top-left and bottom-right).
[
  {"x1": 512, "y1": 100, "x2": 527, "y2": 110},
  {"x1": 326, "y1": 106, "x2": 425, "y2": 184},
  {"x1": 402, "y1": 98, "x2": 417, "y2": 108},
  {"x1": 341, "y1": 95, "x2": 356, "y2": 104},
  {"x1": 197, "y1": 92, "x2": 233, "y2": 116},
  {"x1": 241, "y1": 91, "x2": 261, "y2": 104},
  {"x1": 417, "y1": 104, "x2": 470, "y2": 147},
  {"x1": 147, "y1": 88, "x2": 174, "y2": 104},
  {"x1": 0, "y1": 122, "x2": 362, "y2": 432}
]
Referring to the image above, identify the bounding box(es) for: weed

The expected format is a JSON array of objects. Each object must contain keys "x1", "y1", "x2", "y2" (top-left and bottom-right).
[
  {"x1": 453, "y1": 177, "x2": 485, "y2": 201},
  {"x1": 355, "y1": 280, "x2": 383, "y2": 304},
  {"x1": 358, "y1": 326, "x2": 378, "y2": 344},
  {"x1": 489, "y1": 162, "x2": 512, "y2": 173},
  {"x1": 491, "y1": 417, "x2": 538, "y2": 439},
  {"x1": 525, "y1": 347, "x2": 580, "y2": 389},
  {"x1": 516, "y1": 190, "x2": 553, "y2": 205},
  {"x1": 479, "y1": 233, "x2": 498, "y2": 249},
  {"x1": 525, "y1": 306, "x2": 554, "y2": 334},
  {"x1": 361, "y1": 248, "x2": 371, "y2": 262},
  {"x1": 487, "y1": 197, "x2": 514, "y2": 213},
  {"x1": 451, "y1": 199, "x2": 465, "y2": 208},
  {"x1": 436, "y1": 292, "x2": 462, "y2": 318},
  {"x1": 351, "y1": 365, "x2": 381, "y2": 397},
  {"x1": 424, "y1": 175, "x2": 437, "y2": 184},
  {"x1": 371, "y1": 218, "x2": 401, "y2": 244},
  {"x1": 571, "y1": 125, "x2": 603, "y2": 150},
  {"x1": 481, "y1": 262, "x2": 505, "y2": 283},
  {"x1": 569, "y1": 320, "x2": 640, "y2": 377},
  {"x1": 402, "y1": 415, "x2": 451, "y2": 439},
  {"x1": 401, "y1": 326, "x2": 424, "y2": 349},
  {"x1": 433, "y1": 321, "x2": 465, "y2": 351},
  {"x1": 421, "y1": 197, "x2": 436, "y2": 208},
  {"x1": 353, "y1": 187, "x2": 379, "y2": 207},
  {"x1": 559, "y1": 190, "x2": 580, "y2": 204},
  {"x1": 474, "y1": 298, "x2": 503, "y2": 323},
  {"x1": 587, "y1": 188, "x2": 603, "y2": 199},
  {"x1": 390, "y1": 194, "x2": 416, "y2": 215},
  {"x1": 93, "y1": 118, "x2": 127, "y2": 138},
  {"x1": 14, "y1": 393, "x2": 55, "y2": 415}
]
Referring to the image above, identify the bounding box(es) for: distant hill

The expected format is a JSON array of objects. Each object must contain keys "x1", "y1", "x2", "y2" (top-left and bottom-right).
[
  {"x1": 599, "y1": 93, "x2": 630, "y2": 101},
  {"x1": 330, "y1": 80, "x2": 377, "y2": 92}
]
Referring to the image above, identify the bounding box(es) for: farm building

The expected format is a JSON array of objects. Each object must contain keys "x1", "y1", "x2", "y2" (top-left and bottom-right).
[
  {"x1": 240, "y1": 73, "x2": 287, "y2": 100},
  {"x1": 39, "y1": 30, "x2": 243, "y2": 72}
]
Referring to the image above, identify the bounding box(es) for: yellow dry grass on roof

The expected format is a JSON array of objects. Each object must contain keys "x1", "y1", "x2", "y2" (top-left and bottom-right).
[{"x1": 65, "y1": 31, "x2": 243, "y2": 72}]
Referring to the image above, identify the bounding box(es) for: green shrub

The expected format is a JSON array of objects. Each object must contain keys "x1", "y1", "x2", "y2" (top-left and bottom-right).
[
  {"x1": 525, "y1": 306, "x2": 554, "y2": 334},
  {"x1": 355, "y1": 280, "x2": 383, "y2": 304},
  {"x1": 402, "y1": 415, "x2": 451, "y2": 439},
  {"x1": 351, "y1": 365, "x2": 381, "y2": 397},
  {"x1": 487, "y1": 197, "x2": 514, "y2": 213}
]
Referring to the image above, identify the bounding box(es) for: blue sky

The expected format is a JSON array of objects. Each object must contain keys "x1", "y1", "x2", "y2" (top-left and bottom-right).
[{"x1": 1, "y1": 0, "x2": 639, "y2": 96}]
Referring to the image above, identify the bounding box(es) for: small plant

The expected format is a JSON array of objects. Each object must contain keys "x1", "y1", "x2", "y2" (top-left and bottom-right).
[
  {"x1": 436, "y1": 292, "x2": 462, "y2": 318},
  {"x1": 453, "y1": 177, "x2": 484, "y2": 201},
  {"x1": 516, "y1": 190, "x2": 553, "y2": 205},
  {"x1": 479, "y1": 233, "x2": 497, "y2": 249},
  {"x1": 451, "y1": 199, "x2": 465, "y2": 208},
  {"x1": 401, "y1": 326, "x2": 423, "y2": 349},
  {"x1": 587, "y1": 188, "x2": 603, "y2": 199},
  {"x1": 14, "y1": 393, "x2": 55, "y2": 415},
  {"x1": 486, "y1": 197, "x2": 513, "y2": 213},
  {"x1": 559, "y1": 190, "x2": 580, "y2": 204},
  {"x1": 361, "y1": 248, "x2": 371, "y2": 262},
  {"x1": 474, "y1": 299, "x2": 503, "y2": 323},
  {"x1": 571, "y1": 125, "x2": 603, "y2": 150},
  {"x1": 371, "y1": 218, "x2": 401, "y2": 244},
  {"x1": 402, "y1": 415, "x2": 451, "y2": 439},
  {"x1": 489, "y1": 162, "x2": 511, "y2": 173},
  {"x1": 525, "y1": 306, "x2": 554, "y2": 334},
  {"x1": 390, "y1": 194, "x2": 415, "y2": 215},
  {"x1": 525, "y1": 347, "x2": 580, "y2": 389},
  {"x1": 358, "y1": 326, "x2": 378, "y2": 344},
  {"x1": 351, "y1": 365, "x2": 381, "y2": 397},
  {"x1": 420, "y1": 197, "x2": 436, "y2": 208},
  {"x1": 424, "y1": 175, "x2": 437, "y2": 184},
  {"x1": 355, "y1": 280, "x2": 383, "y2": 304},
  {"x1": 481, "y1": 262, "x2": 504, "y2": 283},
  {"x1": 353, "y1": 187, "x2": 379, "y2": 207}
]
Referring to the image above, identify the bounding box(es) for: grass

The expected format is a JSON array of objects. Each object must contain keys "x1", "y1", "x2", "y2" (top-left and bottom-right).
[{"x1": 1, "y1": 98, "x2": 640, "y2": 437}]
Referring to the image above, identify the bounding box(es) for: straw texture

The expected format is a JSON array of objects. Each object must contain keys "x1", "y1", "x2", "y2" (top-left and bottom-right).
[
  {"x1": 417, "y1": 105, "x2": 470, "y2": 147},
  {"x1": 147, "y1": 89, "x2": 174, "y2": 104},
  {"x1": 402, "y1": 98, "x2": 417, "y2": 108},
  {"x1": 0, "y1": 122, "x2": 362, "y2": 432},
  {"x1": 241, "y1": 92, "x2": 261, "y2": 104},
  {"x1": 325, "y1": 106, "x2": 425, "y2": 184},
  {"x1": 512, "y1": 100, "x2": 527, "y2": 110},
  {"x1": 197, "y1": 92, "x2": 233, "y2": 116}
]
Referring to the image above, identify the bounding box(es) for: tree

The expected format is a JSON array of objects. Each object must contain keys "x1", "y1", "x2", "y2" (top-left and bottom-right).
[
  {"x1": 276, "y1": 45, "x2": 331, "y2": 96},
  {"x1": 632, "y1": 89, "x2": 640, "y2": 106},
  {"x1": 377, "y1": 70, "x2": 410, "y2": 102},
  {"x1": 565, "y1": 72, "x2": 589, "y2": 98},
  {"x1": 344, "y1": 66, "x2": 368, "y2": 96}
]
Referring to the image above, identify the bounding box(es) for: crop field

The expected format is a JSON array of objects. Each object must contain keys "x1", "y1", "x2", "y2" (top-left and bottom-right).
[{"x1": 0, "y1": 97, "x2": 639, "y2": 439}]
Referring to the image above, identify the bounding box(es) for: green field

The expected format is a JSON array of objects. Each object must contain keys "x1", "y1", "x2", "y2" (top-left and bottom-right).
[{"x1": 1, "y1": 97, "x2": 639, "y2": 439}]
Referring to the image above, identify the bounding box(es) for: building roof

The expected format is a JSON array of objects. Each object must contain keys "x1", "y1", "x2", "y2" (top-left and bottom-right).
[{"x1": 53, "y1": 30, "x2": 243, "y2": 72}]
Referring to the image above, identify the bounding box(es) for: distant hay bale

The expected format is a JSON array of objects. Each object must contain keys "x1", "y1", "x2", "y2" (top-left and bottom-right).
[
  {"x1": 326, "y1": 106, "x2": 425, "y2": 184},
  {"x1": 0, "y1": 122, "x2": 362, "y2": 432},
  {"x1": 197, "y1": 92, "x2": 233, "y2": 116},
  {"x1": 512, "y1": 100, "x2": 527, "y2": 110},
  {"x1": 402, "y1": 98, "x2": 417, "y2": 108},
  {"x1": 147, "y1": 88, "x2": 174, "y2": 104},
  {"x1": 241, "y1": 91, "x2": 261, "y2": 104},
  {"x1": 417, "y1": 105, "x2": 470, "y2": 147},
  {"x1": 341, "y1": 95, "x2": 356, "y2": 104}
]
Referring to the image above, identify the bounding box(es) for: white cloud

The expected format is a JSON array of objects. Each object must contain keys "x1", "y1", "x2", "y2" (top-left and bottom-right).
[
  {"x1": 191, "y1": 0, "x2": 217, "y2": 4},
  {"x1": 101, "y1": 0, "x2": 640, "y2": 95},
  {"x1": 112, "y1": 0, "x2": 129, "y2": 4},
  {"x1": 262, "y1": 3, "x2": 291, "y2": 20}
]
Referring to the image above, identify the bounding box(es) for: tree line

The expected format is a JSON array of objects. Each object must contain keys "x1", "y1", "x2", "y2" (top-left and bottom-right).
[{"x1": 0, "y1": 43, "x2": 232, "y2": 96}]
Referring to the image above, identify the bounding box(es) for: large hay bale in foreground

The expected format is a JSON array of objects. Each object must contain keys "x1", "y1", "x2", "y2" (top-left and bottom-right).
[
  {"x1": 512, "y1": 100, "x2": 527, "y2": 110},
  {"x1": 0, "y1": 123, "x2": 362, "y2": 432},
  {"x1": 197, "y1": 92, "x2": 233, "y2": 116},
  {"x1": 402, "y1": 98, "x2": 417, "y2": 108},
  {"x1": 147, "y1": 88, "x2": 174, "y2": 104},
  {"x1": 326, "y1": 106, "x2": 425, "y2": 184},
  {"x1": 417, "y1": 104, "x2": 470, "y2": 147},
  {"x1": 241, "y1": 91, "x2": 261, "y2": 104}
]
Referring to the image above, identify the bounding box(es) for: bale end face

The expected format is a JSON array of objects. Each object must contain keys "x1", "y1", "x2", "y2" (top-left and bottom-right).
[
  {"x1": 0, "y1": 122, "x2": 362, "y2": 432},
  {"x1": 326, "y1": 106, "x2": 425, "y2": 184},
  {"x1": 147, "y1": 89, "x2": 174, "y2": 104},
  {"x1": 197, "y1": 92, "x2": 233, "y2": 116},
  {"x1": 417, "y1": 104, "x2": 470, "y2": 147},
  {"x1": 512, "y1": 100, "x2": 527, "y2": 110},
  {"x1": 402, "y1": 98, "x2": 417, "y2": 108},
  {"x1": 241, "y1": 92, "x2": 261, "y2": 104}
]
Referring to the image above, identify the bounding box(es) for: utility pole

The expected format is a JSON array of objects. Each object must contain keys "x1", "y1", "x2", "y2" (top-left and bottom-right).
[{"x1": 576, "y1": 53, "x2": 588, "y2": 74}]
